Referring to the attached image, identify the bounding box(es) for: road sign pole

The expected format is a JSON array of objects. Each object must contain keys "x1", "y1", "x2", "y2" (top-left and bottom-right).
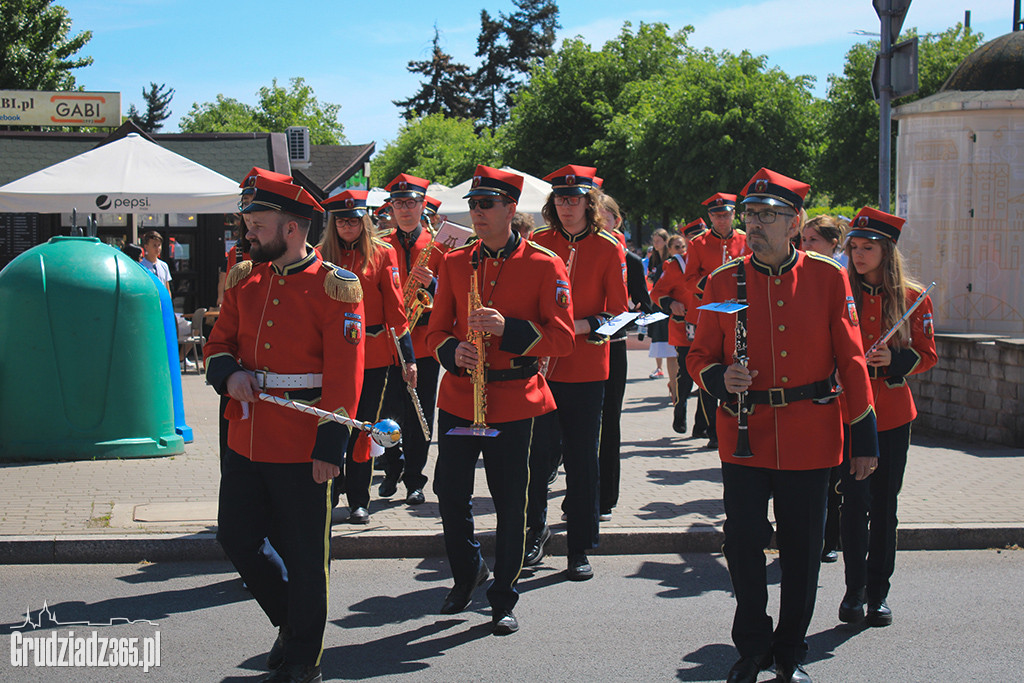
[{"x1": 879, "y1": 0, "x2": 892, "y2": 211}]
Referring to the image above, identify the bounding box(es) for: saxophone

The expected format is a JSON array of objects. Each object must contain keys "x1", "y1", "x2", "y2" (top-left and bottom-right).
[
  {"x1": 446, "y1": 250, "x2": 499, "y2": 437},
  {"x1": 403, "y1": 231, "x2": 437, "y2": 329}
]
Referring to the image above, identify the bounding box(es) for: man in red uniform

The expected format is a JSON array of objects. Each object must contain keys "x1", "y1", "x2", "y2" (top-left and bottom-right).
[
  {"x1": 379, "y1": 173, "x2": 445, "y2": 505},
  {"x1": 684, "y1": 192, "x2": 749, "y2": 448},
  {"x1": 205, "y1": 175, "x2": 364, "y2": 683},
  {"x1": 428, "y1": 165, "x2": 574, "y2": 634},
  {"x1": 528, "y1": 164, "x2": 629, "y2": 580},
  {"x1": 687, "y1": 168, "x2": 878, "y2": 683}
]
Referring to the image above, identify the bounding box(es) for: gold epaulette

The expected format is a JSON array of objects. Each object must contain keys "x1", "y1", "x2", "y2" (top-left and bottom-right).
[
  {"x1": 596, "y1": 230, "x2": 620, "y2": 246},
  {"x1": 225, "y1": 260, "x2": 253, "y2": 289},
  {"x1": 527, "y1": 241, "x2": 558, "y2": 259},
  {"x1": 323, "y1": 264, "x2": 363, "y2": 303},
  {"x1": 449, "y1": 242, "x2": 475, "y2": 254},
  {"x1": 532, "y1": 226, "x2": 553, "y2": 237},
  {"x1": 709, "y1": 257, "x2": 742, "y2": 278},
  {"x1": 373, "y1": 237, "x2": 393, "y2": 249},
  {"x1": 805, "y1": 251, "x2": 843, "y2": 270}
]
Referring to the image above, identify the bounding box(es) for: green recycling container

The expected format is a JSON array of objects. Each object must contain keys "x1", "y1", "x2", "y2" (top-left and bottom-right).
[{"x1": 0, "y1": 236, "x2": 184, "y2": 460}]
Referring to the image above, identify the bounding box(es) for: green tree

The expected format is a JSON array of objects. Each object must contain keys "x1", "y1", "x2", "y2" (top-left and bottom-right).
[
  {"x1": 370, "y1": 113, "x2": 500, "y2": 187},
  {"x1": 471, "y1": 10, "x2": 510, "y2": 130},
  {"x1": 126, "y1": 82, "x2": 174, "y2": 133},
  {"x1": 180, "y1": 77, "x2": 346, "y2": 144},
  {"x1": 394, "y1": 27, "x2": 474, "y2": 121},
  {"x1": 0, "y1": 0, "x2": 92, "y2": 90},
  {"x1": 818, "y1": 23, "x2": 984, "y2": 207}
]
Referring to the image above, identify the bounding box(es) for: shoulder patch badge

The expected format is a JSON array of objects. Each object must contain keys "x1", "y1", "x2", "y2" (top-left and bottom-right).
[
  {"x1": 846, "y1": 295, "x2": 860, "y2": 326},
  {"x1": 344, "y1": 311, "x2": 362, "y2": 345},
  {"x1": 555, "y1": 279, "x2": 571, "y2": 308},
  {"x1": 923, "y1": 312, "x2": 934, "y2": 338}
]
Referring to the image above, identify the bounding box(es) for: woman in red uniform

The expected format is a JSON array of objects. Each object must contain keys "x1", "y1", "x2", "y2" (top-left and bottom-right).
[
  {"x1": 838, "y1": 207, "x2": 937, "y2": 627},
  {"x1": 319, "y1": 190, "x2": 415, "y2": 524}
]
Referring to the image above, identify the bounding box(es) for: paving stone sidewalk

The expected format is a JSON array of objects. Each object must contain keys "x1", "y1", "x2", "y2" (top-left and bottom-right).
[{"x1": 1, "y1": 347, "x2": 1022, "y2": 561}]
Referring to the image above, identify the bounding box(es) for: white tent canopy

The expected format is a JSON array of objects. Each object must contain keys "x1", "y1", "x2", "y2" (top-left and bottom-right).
[
  {"x1": 0, "y1": 133, "x2": 240, "y2": 215},
  {"x1": 426, "y1": 167, "x2": 551, "y2": 227}
]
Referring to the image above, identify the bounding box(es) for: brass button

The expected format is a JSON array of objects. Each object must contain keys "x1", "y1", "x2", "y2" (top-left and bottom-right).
[
  {"x1": 272, "y1": 298, "x2": 280, "y2": 305},
  {"x1": 777, "y1": 300, "x2": 784, "y2": 307},
  {"x1": 488, "y1": 300, "x2": 493, "y2": 305},
  {"x1": 780, "y1": 350, "x2": 788, "y2": 358},
  {"x1": 778, "y1": 325, "x2": 786, "y2": 332},
  {"x1": 484, "y1": 362, "x2": 491, "y2": 367},
  {"x1": 267, "y1": 320, "x2": 274, "y2": 327},
  {"x1": 493, "y1": 261, "x2": 500, "y2": 267},
  {"x1": 263, "y1": 366, "x2": 269, "y2": 371},
  {"x1": 781, "y1": 376, "x2": 789, "y2": 383},
  {"x1": 264, "y1": 343, "x2": 271, "y2": 349},
  {"x1": 867, "y1": 334, "x2": 874, "y2": 340},
  {"x1": 870, "y1": 316, "x2": 876, "y2": 322},
  {"x1": 490, "y1": 280, "x2": 497, "y2": 286},
  {"x1": 278, "y1": 278, "x2": 286, "y2": 285},
  {"x1": 774, "y1": 278, "x2": 782, "y2": 285}
]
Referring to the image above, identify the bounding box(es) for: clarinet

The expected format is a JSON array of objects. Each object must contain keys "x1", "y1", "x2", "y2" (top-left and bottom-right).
[{"x1": 733, "y1": 260, "x2": 753, "y2": 458}]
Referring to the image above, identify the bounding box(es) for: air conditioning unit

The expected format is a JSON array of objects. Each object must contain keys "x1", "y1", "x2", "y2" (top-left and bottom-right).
[{"x1": 285, "y1": 126, "x2": 310, "y2": 166}]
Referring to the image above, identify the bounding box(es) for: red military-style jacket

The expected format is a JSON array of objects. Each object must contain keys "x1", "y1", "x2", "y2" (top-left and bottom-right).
[
  {"x1": 382, "y1": 224, "x2": 447, "y2": 357},
  {"x1": 328, "y1": 239, "x2": 410, "y2": 370},
  {"x1": 650, "y1": 253, "x2": 695, "y2": 347},
  {"x1": 687, "y1": 249, "x2": 878, "y2": 470},
  {"x1": 205, "y1": 250, "x2": 365, "y2": 466},
  {"x1": 683, "y1": 227, "x2": 749, "y2": 327},
  {"x1": 427, "y1": 233, "x2": 575, "y2": 423},
  {"x1": 530, "y1": 226, "x2": 628, "y2": 382},
  {"x1": 850, "y1": 282, "x2": 937, "y2": 432}
]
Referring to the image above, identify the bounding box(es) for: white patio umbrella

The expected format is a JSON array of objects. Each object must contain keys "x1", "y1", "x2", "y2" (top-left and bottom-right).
[
  {"x1": 427, "y1": 167, "x2": 551, "y2": 227},
  {"x1": 0, "y1": 133, "x2": 240, "y2": 216}
]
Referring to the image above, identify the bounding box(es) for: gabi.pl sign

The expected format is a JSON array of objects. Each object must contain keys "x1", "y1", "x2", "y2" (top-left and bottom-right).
[{"x1": 0, "y1": 90, "x2": 121, "y2": 127}]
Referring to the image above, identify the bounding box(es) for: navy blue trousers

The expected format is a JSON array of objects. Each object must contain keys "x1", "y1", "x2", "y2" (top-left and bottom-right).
[
  {"x1": 382, "y1": 354, "x2": 438, "y2": 492},
  {"x1": 840, "y1": 421, "x2": 912, "y2": 602},
  {"x1": 334, "y1": 365, "x2": 397, "y2": 510},
  {"x1": 599, "y1": 339, "x2": 627, "y2": 513},
  {"x1": 218, "y1": 449, "x2": 333, "y2": 666},
  {"x1": 527, "y1": 380, "x2": 604, "y2": 554},
  {"x1": 433, "y1": 410, "x2": 533, "y2": 613},
  {"x1": 721, "y1": 462, "x2": 830, "y2": 667}
]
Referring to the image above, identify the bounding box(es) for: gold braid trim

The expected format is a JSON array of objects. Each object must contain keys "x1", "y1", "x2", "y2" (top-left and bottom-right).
[
  {"x1": 225, "y1": 260, "x2": 253, "y2": 289},
  {"x1": 324, "y1": 266, "x2": 363, "y2": 303}
]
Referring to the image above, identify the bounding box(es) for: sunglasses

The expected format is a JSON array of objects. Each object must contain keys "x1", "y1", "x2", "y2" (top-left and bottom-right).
[{"x1": 468, "y1": 198, "x2": 506, "y2": 211}]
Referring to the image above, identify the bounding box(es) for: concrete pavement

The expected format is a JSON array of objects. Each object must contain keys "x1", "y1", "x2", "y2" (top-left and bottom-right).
[{"x1": 1, "y1": 345, "x2": 1022, "y2": 562}]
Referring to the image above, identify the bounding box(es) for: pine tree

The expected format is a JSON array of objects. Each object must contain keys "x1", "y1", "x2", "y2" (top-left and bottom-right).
[
  {"x1": 393, "y1": 27, "x2": 474, "y2": 121},
  {"x1": 126, "y1": 82, "x2": 174, "y2": 133},
  {"x1": 471, "y1": 10, "x2": 509, "y2": 130},
  {"x1": 503, "y1": 0, "x2": 560, "y2": 74}
]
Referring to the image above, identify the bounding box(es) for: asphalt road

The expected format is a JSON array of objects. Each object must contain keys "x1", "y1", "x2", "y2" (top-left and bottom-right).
[{"x1": 1, "y1": 550, "x2": 1022, "y2": 682}]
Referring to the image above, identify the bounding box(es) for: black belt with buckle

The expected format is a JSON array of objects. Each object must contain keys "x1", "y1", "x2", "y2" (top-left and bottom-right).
[
  {"x1": 745, "y1": 379, "x2": 836, "y2": 407},
  {"x1": 484, "y1": 359, "x2": 539, "y2": 382}
]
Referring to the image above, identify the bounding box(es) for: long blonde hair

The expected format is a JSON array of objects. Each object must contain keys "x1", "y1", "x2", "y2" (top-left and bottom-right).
[
  {"x1": 845, "y1": 237, "x2": 920, "y2": 348},
  {"x1": 318, "y1": 213, "x2": 379, "y2": 275}
]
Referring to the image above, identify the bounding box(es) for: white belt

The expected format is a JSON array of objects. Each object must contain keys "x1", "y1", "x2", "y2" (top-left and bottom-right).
[{"x1": 247, "y1": 370, "x2": 323, "y2": 389}]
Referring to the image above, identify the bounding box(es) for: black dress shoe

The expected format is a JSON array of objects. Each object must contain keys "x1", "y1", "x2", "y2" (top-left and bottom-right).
[
  {"x1": 672, "y1": 416, "x2": 688, "y2": 434},
  {"x1": 691, "y1": 427, "x2": 707, "y2": 440},
  {"x1": 491, "y1": 610, "x2": 519, "y2": 635},
  {"x1": 567, "y1": 553, "x2": 593, "y2": 581},
  {"x1": 524, "y1": 525, "x2": 551, "y2": 566},
  {"x1": 348, "y1": 507, "x2": 370, "y2": 524},
  {"x1": 774, "y1": 662, "x2": 811, "y2": 682},
  {"x1": 726, "y1": 652, "x2": 772, "y2": 683},
  {"x1": 705, "y1": 437, "x2": 719, "y2": 450},
  {"x1": 266, "y1": 625, "x2": 291, "y2": 670},
  {"x1": 378, "y1": 477, "x2": 398, "y2": 497},
  {"x1": 406, "y1": 488, "x2": 425, "y2": 505},
  {"x1": 261, "y1": 663, "x2": 322, "y2": 683},
  {"x1": 821, "y1": 549, "x2": 838, "y2": 563},
  {"x1": 838, "y1": 587, "x2": 865, "y2": 623},
  {"x1": 440, "y1": 563, "x2": 489, "y2": 614},
  {"x1": 865, "y1": 600, "x2": 892, "y2": 627}
]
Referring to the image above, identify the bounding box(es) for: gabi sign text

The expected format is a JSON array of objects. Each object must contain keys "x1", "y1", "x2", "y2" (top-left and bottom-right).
[{"x1": 0, "y1": 91, "x2": 121, "y2": 127}]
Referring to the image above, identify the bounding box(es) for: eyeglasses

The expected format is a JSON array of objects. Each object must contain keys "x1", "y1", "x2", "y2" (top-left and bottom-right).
[
  {"x1": 390, "y1": 198, "x2": 423, "y2": 209},
  {"x1": 553, "y1": 195, "x2": 582, "y2": 207},
  {"x1": 334, "y1": 217, "x2": 363, "y2": 228},
  {"x1": 468, "y1": 198, "x2": 506, "y2": 211},
  {"x1": 742, "y1": 209, "x2": 794, "y2": 225}
]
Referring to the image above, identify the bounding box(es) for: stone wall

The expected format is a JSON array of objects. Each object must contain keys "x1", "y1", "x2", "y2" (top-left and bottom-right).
[{"x1": 911, "y1": 334, "x2": 1023, "y2": 446}]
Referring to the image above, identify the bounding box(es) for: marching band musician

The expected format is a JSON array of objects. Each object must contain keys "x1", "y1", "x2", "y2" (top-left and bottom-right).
[
  {"x1": 650, "y1": 219, "x2": 707, "y2": 435},
  {"x1": 428, "y1": 165, "x2": 575, "y2": 635},
  {"x1": 526, "y1": 164, "x2": 629, "y2": 581},
  {"x1": 205, "y1": 175, "x2": 364, "y2": 683},
  {"x1": 319, "y1": 190, "x2": 415, "y2": 525},
  {"x1": 683, "y1": 193, "x2": 750, "y2": 449},
  {"x1": 686, "y1": 168, "x2": 879, "y2": 683},
  {"x1": 837, "y1": 207, "x2": 937, "y2": 628},
  {"x1": 378, "y1": 172, "x2": 445, "y2": 506}
]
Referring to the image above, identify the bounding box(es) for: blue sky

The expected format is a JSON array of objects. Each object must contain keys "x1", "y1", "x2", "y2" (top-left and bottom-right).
[{"x1": 59, "y1": 0, "x2": 1007, "y2": 148}]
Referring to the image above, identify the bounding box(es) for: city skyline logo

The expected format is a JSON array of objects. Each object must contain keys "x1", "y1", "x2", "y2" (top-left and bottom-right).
[{"x1": 12, "y1": 602, "x2": 159, "y2": 631}]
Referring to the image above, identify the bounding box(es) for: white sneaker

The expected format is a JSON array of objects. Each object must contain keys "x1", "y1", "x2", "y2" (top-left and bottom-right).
[{"x1": 599, "y1": 512, "x2": 612, "y2": 522}]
